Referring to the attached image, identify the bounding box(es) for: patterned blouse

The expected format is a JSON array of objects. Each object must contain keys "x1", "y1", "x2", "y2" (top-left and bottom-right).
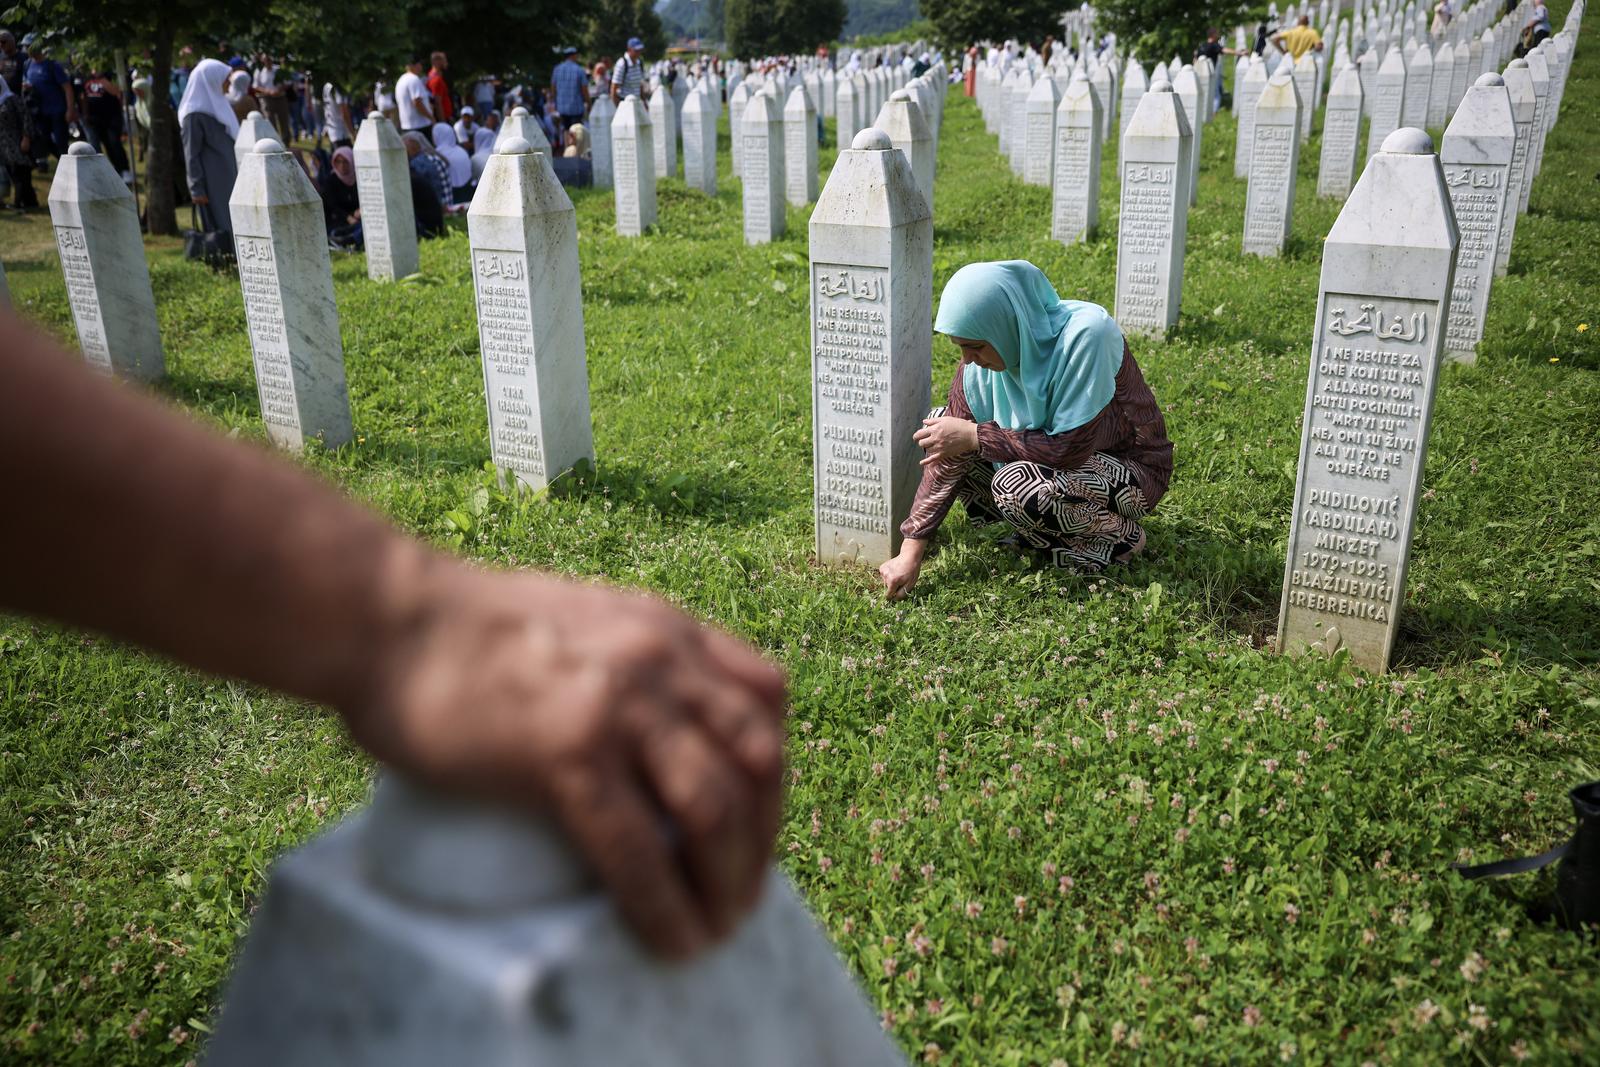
[{"x1": 901, "y1": 343, "x2": 1173, "y2": 540}]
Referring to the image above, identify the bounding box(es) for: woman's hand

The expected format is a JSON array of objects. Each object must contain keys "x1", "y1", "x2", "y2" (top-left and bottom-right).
[
  {"x1": 914, "y1": 415, "x2": 979, "y2": 466},
  {"x1": 879, "y1": 539, "x2": 927, "y2": 600},
  {"x1": 192, "y1": 194, "x2": 209, "y2": 205}
]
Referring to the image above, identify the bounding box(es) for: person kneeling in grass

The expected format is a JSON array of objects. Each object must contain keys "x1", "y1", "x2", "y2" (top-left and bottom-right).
[{"x1": 880, "y1": 261, "x2": 1173, "y2": 599}]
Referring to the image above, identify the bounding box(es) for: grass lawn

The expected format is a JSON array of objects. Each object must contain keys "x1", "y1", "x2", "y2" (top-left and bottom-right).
[{"x1": 3, "y1": 20, "x2": 1598, "y2": 1067}]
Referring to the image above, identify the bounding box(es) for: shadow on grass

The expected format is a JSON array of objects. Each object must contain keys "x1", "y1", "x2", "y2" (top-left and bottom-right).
[
  {"x1": 1397, "y1": 591, "x2": 1600, "y2": 671},
  {"x1": 580, "y1": 456, "x2": 790, "y2": 524}
]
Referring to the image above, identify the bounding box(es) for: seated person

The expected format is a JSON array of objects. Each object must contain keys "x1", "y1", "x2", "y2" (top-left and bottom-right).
[
  {"x1": 317, "y1": 146, "x2": 362, "y2": 249},
  {"x1": 880, "y1": 261, "x2": 1173, "y2": 599},
  {"x1": 469, "y1": 125, "x2": 496, "y2": 183},
  {"x1": 402, "y1": 132, "x2": 447, "y2": 238},
  {"x1": 563, "y1": 122, "x2": 590, "y2": 158},
  {"x1": 431, "y1": 121, "x2": 473, "y2": 204}
]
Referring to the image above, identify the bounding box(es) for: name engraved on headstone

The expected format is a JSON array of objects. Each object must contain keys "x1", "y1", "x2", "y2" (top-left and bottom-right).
[
  {"x1": 54, "y1": 225, "x2": 111, "y2": 369},
  {"x1": 236, "y1": 235, "x2": 301, "y2": 435},
  {"x1": 1024, "y1": 113, "x2": 1053, "y2": 185},
  {"x1": 471, "y1": 247, "x2": 544, "y2": 481},
  {"x1": 1115, "y1": 163, "x2": 1177, "y2": 332},
  {"x1": 744, "y1": 134, "x2": 769, "y2": 242},
  {"x1": 1052, "y1": 125, "x2": 1094, "y2": 241},
  {"x1": 614, "y1": 140, "x2": 639, "y2": 233},
  {"x1": 813, "y1": 264, "x2": 892, "y2": 540},
  {"x1": 1246, "y1": 125, "x2": 1294, "y2": 244},
  {"x1": 1441, "y1": 165, "x2": 1503, "y2": 357},
  {"x1": 355, "y1": 166, "x2": 390, "y2": 265}
]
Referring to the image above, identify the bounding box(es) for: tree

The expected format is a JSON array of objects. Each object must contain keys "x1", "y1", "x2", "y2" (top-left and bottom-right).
[
  {"x1": 844, "y1": 0, "x2": 923, "y2": 39},
  {"x1": 659, "y1": 0, "x2": 727, "y2": 46},
  {"x1": 724, "y1": 0, "x2": 846, "y2": 56},
  {"x1": 920, "y1": 0, "x2": 1063, "y2": 49},
  {"x1": 1094, "y1": 0, "x2": 1251, "y2": 63},
  {"x1": 577, "y1": 0, "x2": 667, "y2": 63}
]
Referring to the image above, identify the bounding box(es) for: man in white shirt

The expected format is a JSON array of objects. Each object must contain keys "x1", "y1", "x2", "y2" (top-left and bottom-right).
[
  {"x1": 395, "y1": 53, "x2": 434, "y2": 134},
  {"x1": 253, "y1": 53, "x2": 292, "y2": 143},
  {"x1": 453, "y1": 106, "x2": 479, "y2": 146}
]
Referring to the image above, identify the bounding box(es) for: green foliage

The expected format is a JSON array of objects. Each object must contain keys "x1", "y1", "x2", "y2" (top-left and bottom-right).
[
  {"x1": 725, "y1": 0, "x2": 847, "y2": 57},
  {"x1": 920, "y1": 0, "x2": 1063, "y2": 50},
  {"x1": 844, "y1": 0, "x2": 923, "y2": 38},
  {"x1": 659, "y1": 0, "x2": 727, "y2": 45},
  {"x1": 1096, "y1": 0, "x2": 1252, "y2": 64},
  {"x1": 575, "y1": 0, "x2": 667, "y2": 62}
]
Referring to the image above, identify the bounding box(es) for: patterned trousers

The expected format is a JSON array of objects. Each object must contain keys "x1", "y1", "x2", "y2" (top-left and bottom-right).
[{"x1": 956, "y1": 455, "x2": 1150, "y2": 573}]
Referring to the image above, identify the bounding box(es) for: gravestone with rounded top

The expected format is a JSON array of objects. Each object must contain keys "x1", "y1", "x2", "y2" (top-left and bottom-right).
[
  {"x1": 784, "y1": 84, "x2": 820, "y2": 207},
  {"x1": 1367, "y1": 48, "x2": 1407, "y2": 160},
  {"x1": 742, "y1": 90, "x2": 785, "y2": 245},
  {"x1": 229, "y1": 139, "x2": 353, "y2": 451},
  {"x1": 205, "y1": 776, "x2": 907, "y2": 1067},
  {"x1": 47, "y1": 142, "x2": 164, "y2": 382},
  {"x1": 649, "y1": 86, "x2": 678, "y2": 180},
  {"x1": 234, "y1": 110, "x2": 276, "y2": 171},
  {"x1": 1244, "y1": 72, "x2": 1302, "y2": 257},
  {"x1": 1496, "y1": 60, "x2": 1536, "y2": 276},
  {"x1": 1173, "y1": 66, "x2": 1202, "y2": 206},
  {"x1": 611, "y1": 98, "x2": 656, "y2": 236},
  {"x1": 1235, "y1": 57, "x2": 1267, "y2": 178},
  {"x1": 878, "y1": 89, "x2": 934, "y2": 213},
  {"x1": 1278, "y1": 128, "x2": 1459, "y2": 675},
  {"x1": 1318, "y1": 65, "x2": 1364, "y2": 198},
  {"x1": 682, "y1": 85, "x2": 718, "y2": 197},
  {"x1": 1440, "y1": 74, "x2": 1515, "y2": 365},
  {"x1": 810, "y1": 128, "x2": 933, "y2": 569},
  {"x1": 588, "y1": 96, "x2": 616, "y2": 189},
  {"x1": 466, "y1": 137, "x2": 594, "y2": 491},
  {"x1": 1052, "y1": 72, "x2": 1102, "y2": 245},
  {"x1": 1120, "y1": 58, "x2": 1148, "y2": 141},
  {"x1": 1115, "y1": 85, "x2": 1191, "y2": 336},
  {"x1": 352, "y1": 112, "x2": 419, "y2": 282},
  {"x1": 1022, "y1": 75, "x2": 1061, "y2": 188}
]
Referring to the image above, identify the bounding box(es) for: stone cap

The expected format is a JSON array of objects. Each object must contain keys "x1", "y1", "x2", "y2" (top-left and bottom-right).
[
  {"x1": 248, "y1": 109, "x2": 264, "y2": 119},
  {"x1": 1475, "y1": 72, "x2": 1504, "y2": 87},
  {"x1": 1507, "y1": 58, "x2": 1528, "y2": 69},
  {"x1": 1381, "y1": 127, "x2": 1433, "y2": 154},
  {"x1": 254, "y1": 138, "x2": 286, "y2": 154},
  {"x1": 851, "y1": 127, "x2": 892, "y2": 150},
  {"x1": 367, "y1": 110, "x2": 385, "y2": 121},
  {"x1": 890, "y1": 89, "x2": 908, "y2": 101},
  {"x1": 498, "y1": 136, "x2": 533, "y2": 155},
  {"x1": 512, "y1": 106, "x2": 529, "y2": 117},
  {"x1": 68, "y1": 141, "x2": 96, "y2": 156}
]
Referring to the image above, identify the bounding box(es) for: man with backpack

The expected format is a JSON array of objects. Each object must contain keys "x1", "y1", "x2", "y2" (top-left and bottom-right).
[{"x1": 610, "y1": 36, "x2": 647, "y2": 103}]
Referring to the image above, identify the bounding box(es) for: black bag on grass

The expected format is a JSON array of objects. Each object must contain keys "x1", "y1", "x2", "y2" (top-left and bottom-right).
[
  {"x1": 1456, "y1": 781, "x2": 1600, "y2": 931},
  {"x1": 183, "y1": 202, "x2": 235, "y2": 272}
]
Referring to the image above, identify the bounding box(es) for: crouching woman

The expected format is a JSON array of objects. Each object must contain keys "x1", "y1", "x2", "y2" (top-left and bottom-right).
[{"x1": 880, "y1": 261, "x2": 1173, "y2": 599}]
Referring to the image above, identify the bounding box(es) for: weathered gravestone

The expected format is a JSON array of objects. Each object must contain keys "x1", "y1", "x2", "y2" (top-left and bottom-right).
[
  {"x1": 1023, "y1": 75, "x2": 1060, "y2": 188},
  {"x1": 879, "y1": 89, "x2": 934, "y2": 214},
  {"x1": 352, "y1": 112, "x2": 419, "y2": 282},
  {"x1": 205, "y1": 776, "x2": 907, "y2": 1067},
  {"x1": 811, "y1": 128, "x2": 933, "y2": 569},
  {"x1": 234, "y1": 110, "x2": 276, "y2": 171},
  {"x1": 1244, "y1": 72, "x2": 1302, "y2": 257},
  {"x1": 1496, "y1": 59, "x2": 1536, "y2": 277},
  {"x1": 588, "y1": 96, "x2": 616, "y2": 190},
  {"x1": 230, "y1": 139, "x2": 353, "y2": 451},
  {"x1": 742, "y1": 89, "x2": 785, "y2": 245},
  {"x1": 467, "y1": 137, "x2": 595, "y2": 491},
  {"x1": 784, "y1": 84, "x2": 820, "y2": 207},
  {"x1": 498, "y1": 107, "x2": 546, "y2": 153},
  {"x1": 1173, "y1": 66, "x2": 1202, "y2": 206},
  {"x1": 47, "y1": 142, "x2": 164, "y2": 382},
  {"x1": 1440, "y1": 74, "x2": 1515, "y2": 365},
  {"x1": 1278, "y1": 128, "x2": 1458, "y2": 674},
  {"x1": 1318, "y1": 65, "x2": 1364, "y2": 199},
  {"x1": 1235, "y1": 57, "x2": 1267, "y2": 178},
  {"x1": 649, "y1": 86, "x2": 678, "y2": 181},
  {"x1": 1114, "y1": 84, "x2": 1191, "y2": 336},
  {"x1": 611, "y1": 97, "x2": 657, "y2": 236},
  {"x1": 1052, "y1": 72, "x2": 1101, "y2": 245},
  {"x1": 681, "y1": 85, "x2": 717, "y2": 197},
  {"x1": 1367, "y1": 48, "x2": 1407, "y2": 160}
]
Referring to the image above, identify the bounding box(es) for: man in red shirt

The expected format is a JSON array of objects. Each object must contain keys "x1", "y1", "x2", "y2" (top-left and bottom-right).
[{"x1": 426, "y1": 51, "x2": 453, "y2": 122}]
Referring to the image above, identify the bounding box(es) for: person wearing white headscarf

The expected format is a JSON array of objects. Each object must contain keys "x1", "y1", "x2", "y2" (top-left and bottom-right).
[
  {"x1": 179, "y1": 57, "x2": 241, "y2": 234},
  {"x1": 469, "y1": 124, "x2": 495, "y2": 183},
  {"x1": 431, "y1": 121, "x2": 471, "y2": 202}
]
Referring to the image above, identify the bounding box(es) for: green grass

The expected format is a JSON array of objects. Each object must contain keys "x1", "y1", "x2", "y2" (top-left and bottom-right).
[{"x1": 3, "y1": 20, "x2": 1599, "y2": 1064}]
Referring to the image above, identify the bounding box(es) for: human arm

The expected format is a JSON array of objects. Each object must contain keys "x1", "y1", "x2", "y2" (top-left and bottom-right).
[
  {"x1": 881, "y1": 369, "x2": 980, "y2": 597},
  {"x1": 60, "y1": 66, "x2": 78, "y2": 122},
  {"x1": 0, "y1": 314, "x2": 788, "y2": 959}
]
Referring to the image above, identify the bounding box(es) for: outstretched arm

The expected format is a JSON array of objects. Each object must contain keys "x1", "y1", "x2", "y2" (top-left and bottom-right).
[{"x1": 0, "y1": 314, "x2": 787, "y2": 959}]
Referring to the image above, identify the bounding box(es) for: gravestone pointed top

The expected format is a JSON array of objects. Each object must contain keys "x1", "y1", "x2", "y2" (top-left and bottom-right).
[
  {"x1": 852, "y1": 127, "x2": 893, "y2": 150},
  {"x1": 254, "y1": 138, "x2": 286, "y2": 154},
  {"x1": 512, "y1": 106, "x2": 529, "y2": 117},
  {"x1": 68, "y1": 141, "x2": 95, "y2": 157},
  {"x1": 1475, "y1": 72, "x2": 1504, "y2": 87},
  {"x1": 497, "y1": 136, "x2": 533, "y2": 155},
  {"x1": 1382, "y1": 127, "x2": 1433, "y2": 154}
]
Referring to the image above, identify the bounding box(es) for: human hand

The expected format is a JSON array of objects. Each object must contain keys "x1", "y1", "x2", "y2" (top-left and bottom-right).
[
  {"x1": 879, "y1": 540, "x2": 926, "y2": 600},
  {"x1": 914, "y1": 415, "x2": 979, "y2": 465},
  {"x1": 342, "y1": 563, "x2": 788, "y2": 960},
  {"x1": 191, "y1": 194, "x2": 209, "y2": 205}
]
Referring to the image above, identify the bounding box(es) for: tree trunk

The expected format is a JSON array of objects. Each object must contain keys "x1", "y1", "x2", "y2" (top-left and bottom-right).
[{"x1": 145, "y1": 15, "x2": 178, "y2": 236}]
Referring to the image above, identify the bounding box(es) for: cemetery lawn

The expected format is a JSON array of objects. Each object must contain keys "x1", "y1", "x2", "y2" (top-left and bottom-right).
[{"x1": 4, "y1": 37, "x2": 1600, "y2": 1067}]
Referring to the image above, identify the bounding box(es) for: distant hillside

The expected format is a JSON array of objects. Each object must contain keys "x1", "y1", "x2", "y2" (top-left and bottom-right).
[
  {"x1": 657, "y1": 0, "x2": 921, "y2": 44},
  {"x1": 844, "y1": 0, "x2": 920, "y2": 37}
]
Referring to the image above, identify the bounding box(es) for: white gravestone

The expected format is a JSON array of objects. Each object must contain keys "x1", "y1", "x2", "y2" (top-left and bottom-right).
[
  {"x1": 1357, "y1": 48, "x2": 1379, "y2": 117},
  {"x1": 1235, "y1": 58, "x2": 1267, "y2": 178},
  {"x1": 649, "y1": 87, "x2": 678, "y2": 180},
  {"x1": 467, "y1": 137, "x2": 595, "y2": 491},
  {"x1": 1440, "y1": 74, "x2": 1515, "y2": 365},
  {"x1": 352, "y1": 113, "x2": 419, "y2": 282},
  {"x1": 820, "y1": 68, "x2": 836, "y2": 119},
  {"x1": 1022, "y1": 75, "x2": 1060, "y2": 188},
  {"x1": 742, "y1": 90, "x2": 786, "y2": 245},
  {"x1": 784, "y1": 85, "x2": 820, "y2": 207},
  {"x1": 588, "y1": 96, "x2": 616, "y2": 190},
  {"x1": 1318, "y1": 65, "x2": 1364, "y2": 198},
  {"x1": 835, "y1": 74, "x2": 863, "y2": 149},
  {"x1": 1114, "y1": 85, "x2": 1191, "y2": 336},
  {"x1": 234, "y1": 110, "x2": 276, "y2": 172},
  {"x1": 1401, "y1": 42, "x2": 1431, "y2": 128},
  {"x1": 1367, "y1": 48, "x2": 1407, "y2": 160},
  {"x1": 611, "y1": 98, "x2": 657, "y2": 237},
  {"x1": 498, "y1": 107, "x2": 546, "y2": 154},
  {"x1": 1173, "y1": 66, "x2": 1203, "y2": 206},
  {"x1": 1120, "y1": 59, "x2": 1148, "y2": 142},
  {"x1": 1193, "y1": 56, "x2": 1214, "y2": 126},
  {"x1": 1091, "y1": 61, "x2": 1116, "y2": 140},
  {"x1": 1052, "y1": 73, "x2": 1102, "y2": 245},
  {"x1": 1496, "y1": 60, "x2": 1536, "y2": 277},
  {"x1": 997, "y1": 69, "x2": 1020, "y2": 153},
  {"x1": 1426, "y1": 42, "x2": 1453, "y2": 127},
  {"x1": 1009, "y1": 69, "x2": 1035, "y2": 177},
  {"x1": 206, "y1": 776, "x2": 907, "y2": 1067},
  {"x1": 1278, "y1": 128, "x2": 1459, "y2": 675},
  {"x1": 1293, "y1": 53, "x2": 1318, "y2": 140},
  {"x1": 1522, "y1": 48, "x2": 1551, "y2": 197},
  {"x1": 879, "y1": 89, "x2": 934, "y2": 214},
  {"x1": 682, "y1": 86, "x2": 718, "y2": 197},
  {"x1": 810, "y1": 128, "x2": 933, "y2": 569},
  {"x1": 1447, "y1": 40, "x2": 1470, "y2": 114},
  {"x1": 47, "y1": 142, "x2": 164, "y2": 382},
  {"x1": 1244, "y1": 72, "x2": 1302, "y2": 257},
  {"x1": 729, "y1": 81, "x2": 751, "y2": 174},
  {"x1": 230, "y1": 139, "x2": 353, "y2": 452}
]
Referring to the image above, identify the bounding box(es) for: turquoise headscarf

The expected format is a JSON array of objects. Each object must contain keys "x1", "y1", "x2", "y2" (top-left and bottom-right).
[{"x1": 934, "y1": 261, "x2": 1124, "y2": 435}]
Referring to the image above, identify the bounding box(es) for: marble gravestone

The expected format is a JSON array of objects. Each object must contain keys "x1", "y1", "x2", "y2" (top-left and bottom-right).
[
  {"x1": 879, "y1": 89, "x2": 934, "y2": 214},
  {"x1": 649, "y1": 87, "x2": 678, "y2": 181},
  {"x1": 467, "y1": 138, "x2": 594, "y2": 492},
  {"x1": 1522, "y1": 48, "x2": 1551, "y2": 202},
  {"x1": 1193, "y1": 56, "x2": 1214, "y2": 127},
  {"x1": 1367, "y1": 47, "x2": 1406, "y2": 161},
  {"x1": 1356, "y1": 48, "x2": 1379, "y2": 118},
  {"x1": 1447, "y1": 40, "x2": 1470, "y2": 116},
  {"x1": 205, "y1": 776, "x2": 907, "y2": 1067},
  {"x1": 1022, "y1": 75, "x2": 1061, "y2": 188},
  {"x1": 498, "y1": 107, "x2": 545, "y2": 153},
  {"x1": 835, "y1": 74, "x2": 862, "y2": 150},
  {"x1": 1114, "y1": 85, "x2": 1191, "y2": 336},
  {"x1": 1172, "y1": 66, "x2": 1202, "y2": 207},
  {"x1": 47, "y1": 142, "x2": 164, "y2": 382},
  {"x1": 729, "y1": 81, "x2": 751, "y2": 174},
  {"x1": 784, "y1": 85, "x2": 820, "y2": 207},
  {"x1": 997, "y1": 69, "x2": 1020, "y2": 155},
  {"x1": 742, "y1": 89, "x2": 786, "y2": 245},
  {"x1": 611, "y1": 98, "x2": 657, "y2": 237},
  {"x1": 810, "y1": 129, "x2": 933, "y2": 569},
  {"x1": 588, "y1": 96, "x2": 616, "y2": 190},
  {"x1": 1440, "y1": 75, "x2": 1515, "y2": 366},
  {"x1": 230, "y1": 139, "x2": 353, "y2": 452},
  {"x1": 681, "y1": 86, "x2": 717, "y2": 197},
  {"x1": 1235, "y1": 58, "x2": 1267, "y2": 179},
  {"x1": 1401, "y1": 42, "x2": 1431, "y2": 129},
  {"x1": 234, "y1": 110, "x2": 276, "y2": 171},
  {"x1": 1318, "y1": 65, "x2": 1364, "y2": 199},
  {"x1": 1278, "y1": 128, "x2": 1459, "y2": 675},
  {"x1": 1051, "y1": 72, "x2": 1101, "y2": 245},
  {"x1": 1090, "y1": 60, "x2": 1116, "y2": 141},
  {"x1": 1120, "y1": 58, "x2": 1148, "y2": 141},
  {"x1": 1496, "y1": 60, "x2": 1536, "y2": 277},
  {"x1": 1244, "y1": 72, "x2": 1302, "y2": 257},
  {"x1": 352, "y1": 112, "x2": 419, "y2": 282},
  {"x1": 1293, "y1": 52, "x2": 1318, "y2": 141},
  {"x1": 1426, "y1": 42, "x2": 1454, "y2": 129},
  {"x1": 1008, "y1": 69, "x2": 1035, "y2": 177}
]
